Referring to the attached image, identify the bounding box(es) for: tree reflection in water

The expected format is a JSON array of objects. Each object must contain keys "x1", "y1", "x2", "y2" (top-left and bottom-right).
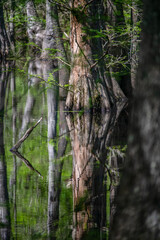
[
  {"x1": 0, "y1": 62, "x2": 11, "y2": 239},
  {"x1": 1, "y1": 59, "x2": 127, "y2": 239},
  {"x1": 44, "y1": 60, "x2": 69, "y2": 239},
  {"x1": 66, "y1": 101, "x2": 125, "y2": 240}
]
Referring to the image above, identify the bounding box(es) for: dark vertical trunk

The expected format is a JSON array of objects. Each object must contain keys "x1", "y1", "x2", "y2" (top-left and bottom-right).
[
  {"x1": 111, "y1": 1, "x2": 160, "y2": 239},
  {"x1": 0, "y1": 62, "x2": 11, "y2": 240},
  {"x1": 0, "y1": 1, "x2": 10, "y2": 60},
  {"x1": 10, "y1": 63, "x2": 17, "y2": 238}
]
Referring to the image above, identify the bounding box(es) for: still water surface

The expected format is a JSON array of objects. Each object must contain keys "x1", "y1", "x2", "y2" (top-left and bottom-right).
[{"x1": 0, "y1": 60, "x2": 126, "y2": 240}]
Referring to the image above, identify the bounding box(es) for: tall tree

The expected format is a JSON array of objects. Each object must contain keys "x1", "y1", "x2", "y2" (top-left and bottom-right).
[
  {"x1": 111, "y1": 0, "x2": 160, "y2": 239},
  {"x1": 66, "y1": 0, "x2": 126, "y2": 111}
]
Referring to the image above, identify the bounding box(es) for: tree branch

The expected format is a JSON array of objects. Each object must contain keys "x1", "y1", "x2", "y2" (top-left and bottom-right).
[
  {"x1": 10, "y1": 117, "x2": 42, "y2": 151},
  {"x1": 10, "y1": 150, "x2": 43, "y2": 177}
]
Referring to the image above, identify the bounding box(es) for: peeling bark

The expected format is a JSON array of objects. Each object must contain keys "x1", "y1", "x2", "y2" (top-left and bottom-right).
[{"x1": 66, "y1": 0, "x2": 126, "y2": 112}]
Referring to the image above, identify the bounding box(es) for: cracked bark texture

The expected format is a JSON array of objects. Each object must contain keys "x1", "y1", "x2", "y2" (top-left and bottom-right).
[
  {"x1": 111, "y1": 1, "x2": 160, "y2": 239},
  {"x1": 66, "y1": 0, "x2": 126, "y2": 111}
]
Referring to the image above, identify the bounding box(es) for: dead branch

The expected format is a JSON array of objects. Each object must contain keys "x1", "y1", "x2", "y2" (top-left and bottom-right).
[
  {"x1": 10, "y1": 117, "x2": 42, "y2": 151},
  {"x1": 10, "y1": 150, "x2": 43, "y2": 178}
]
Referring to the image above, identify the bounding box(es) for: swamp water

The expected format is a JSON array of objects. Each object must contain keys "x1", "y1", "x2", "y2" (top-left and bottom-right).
[{"x1": 0, "y1": 61, "x2": 127, "y2": 240}]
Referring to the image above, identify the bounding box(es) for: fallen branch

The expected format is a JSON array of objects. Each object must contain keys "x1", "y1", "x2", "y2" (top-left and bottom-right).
[
  {"x1": 10, "y1": 150, "x2": 43, "y2": 178},
  {"x1": 10, "y1": 117, "x2": 43, "y2": 177},
  {"x1": 10, "y1": 117, "x2": 42, "y2": 151}
]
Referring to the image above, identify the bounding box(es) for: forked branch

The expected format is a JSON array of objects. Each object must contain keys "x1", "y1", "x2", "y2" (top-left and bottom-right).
[
  {"x1": 10, "y1": 117, "x2": 42, "y2": 151},
  {"x1": 10, "y1": 117, "x2": 43, "y2": 177}
]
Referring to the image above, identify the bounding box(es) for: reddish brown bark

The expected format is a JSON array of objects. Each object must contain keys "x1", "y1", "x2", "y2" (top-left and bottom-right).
[{"x1": 66, "y1": 0, "x2": 126, "y2": 111}]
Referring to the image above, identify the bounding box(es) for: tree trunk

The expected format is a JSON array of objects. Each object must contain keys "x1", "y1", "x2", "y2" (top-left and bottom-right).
[
  {"x1": 111, "y1": 1, "x2": 160, "y2": 239},
  {"x1": 42, "y1": 1, "x2": 69, "y2": 98},
  {"x1": 19, "y1": 60, "x2": 43, "y2": 137},
  {"x1": 0, "y1": 62, "x2": 11, "y2": 240},
  {"x1": 26, "y1": 0, "x2": 44, "y2": 54},
  {"x1": 66, "y1": 0, "x2": 126, "y2": 112},
  {"x1": 66, "y1": 100, "x2": 125, "y2": 239},
  {"x1": 8, "y1": 0, "x2": 15, "y2": 53},
  {"x1": 66, "y1": 113, "x2": 108, "y2": 240},
  {"x1": 0, "y1": 1, "x2": 10, "y2": 60}
]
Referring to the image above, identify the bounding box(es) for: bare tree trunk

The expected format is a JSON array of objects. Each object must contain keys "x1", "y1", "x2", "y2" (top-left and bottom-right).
[
  {"x1": 26, "y1": 0, "x2": 44, "y2": 54},
  {"x1": 52, "y1": 5, "x2": 70, "y2": 99},
  {"x1": 10, "y1": 65, "x2": 17, "y2": 238},
  {"x1": 0, "y1": 62, "x2": 11, "y2": 240},
  {"x1": 41, "y1": 0, "x2": 57, "y2": 58},
  {"x1": 111, "y1": 1, "x2": 160, "y2": 239},
  {"x1": 42, "y1": 60, "x2": 61, "y2": 239},
  {"x1": 42, "y1": 0, "x2": 69, "y2": 98},
  {"x1": 0, "y1": 1, "x2": 10, "y2": 60}
]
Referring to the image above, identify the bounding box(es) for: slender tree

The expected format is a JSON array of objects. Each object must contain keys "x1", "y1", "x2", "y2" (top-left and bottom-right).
[
  {"x1": 0, "y1": 62, "x2": 11, "y2": 240},
  {"x1": 42, "y1": 0, "x2": 69, "y2": 98},
  {"x1": 0, "y1": 1, "x2": 10, "y2": 59}
]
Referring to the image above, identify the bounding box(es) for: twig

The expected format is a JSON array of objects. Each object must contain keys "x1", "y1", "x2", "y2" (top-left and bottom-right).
[{"x1": 10, "y1": 117, "x2": 42, "y2": 151}]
